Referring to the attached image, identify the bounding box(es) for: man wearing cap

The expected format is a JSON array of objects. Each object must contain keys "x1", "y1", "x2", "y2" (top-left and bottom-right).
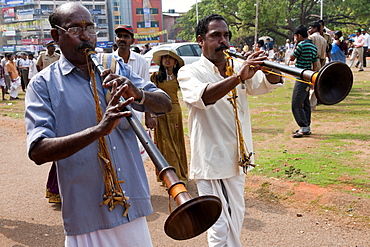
[
  {"x1": 107, "y1": 25, "x2": 150, "y2": 123},
  {"x1": 99, "y1": 24, "x2": 151, "y2": 161},
  {"x1": 113, "y1": 25, "x2": 149, "y2": 82},
  {"x1": 36, "y1": 41, "x2": 60, "y2": 71},
  {"x1": 348, "y1": 29, "x2": 365, "y2": 72}
]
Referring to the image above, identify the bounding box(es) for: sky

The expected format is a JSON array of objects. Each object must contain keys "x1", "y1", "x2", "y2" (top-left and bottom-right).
[{"x1": 162, "y1": 0, "x2": 201, "y2": 13}]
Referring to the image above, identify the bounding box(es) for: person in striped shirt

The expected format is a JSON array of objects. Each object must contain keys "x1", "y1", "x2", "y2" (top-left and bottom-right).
[{"x1": 290, "y1": 25, "x2": 318, "y2": 138}]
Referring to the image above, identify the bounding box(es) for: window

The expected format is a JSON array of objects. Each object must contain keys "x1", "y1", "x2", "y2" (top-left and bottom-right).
[
  {"x1": 176, "y1": 45, "x2": 194, "y2": 56},
  {"x1": 136, "y1": 8, "x2": 158, "y2": 15},
  {"x1": 136, "y1": 21, "x2": 159, "y2": 28},
  {"x1": 192, "y1": 44, "x2": 202, "y2": 56}
]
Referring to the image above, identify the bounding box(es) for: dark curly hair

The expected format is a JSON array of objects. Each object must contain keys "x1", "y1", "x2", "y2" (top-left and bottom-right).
[{"x1": 195, "y1": 14, "x2": 232, "y2": 40}]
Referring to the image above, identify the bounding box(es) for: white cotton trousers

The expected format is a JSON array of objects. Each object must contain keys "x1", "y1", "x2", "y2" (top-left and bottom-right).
[
  {"x1": 65, "y1": 217, "x2": 152, "y2": 247},
  {"x1": 196, "y1": 174, "x2": 245, "y2": 247}
]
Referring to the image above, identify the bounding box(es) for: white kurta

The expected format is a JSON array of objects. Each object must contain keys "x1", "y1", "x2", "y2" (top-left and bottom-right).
[
  {"x1": 178, "y1": 54, "x2": 281, "y2": 180},
  {"x1": 178, "y1": 54, "x2": 282, "y2": 246}
]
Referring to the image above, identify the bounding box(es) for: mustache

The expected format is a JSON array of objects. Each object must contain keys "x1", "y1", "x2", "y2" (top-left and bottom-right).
[
  {"x1": 215, "y1": 44, "x2": 229, "y2": 52},
  {"x1": 76, "y1": 42, "x2": 94, "y2": 50}
]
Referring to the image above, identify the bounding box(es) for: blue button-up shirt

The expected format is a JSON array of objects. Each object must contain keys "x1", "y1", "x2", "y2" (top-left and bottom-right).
[{"x1": 25, "y1": 54, "x2": 163, "y2": 235}]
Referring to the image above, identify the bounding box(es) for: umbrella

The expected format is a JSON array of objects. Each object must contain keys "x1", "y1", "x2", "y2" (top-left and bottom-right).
[{"x1": 258, "y1": 36, "x2": 273, "y2": 42}]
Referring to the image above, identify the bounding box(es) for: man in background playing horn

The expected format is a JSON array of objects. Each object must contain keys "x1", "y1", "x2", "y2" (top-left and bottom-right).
[
  {"x1": 24, "y1": 3, "x2": 171, "y2": 246},
  {"x1": 178, "y1": 14, "x2": 283, "y2": 246}
]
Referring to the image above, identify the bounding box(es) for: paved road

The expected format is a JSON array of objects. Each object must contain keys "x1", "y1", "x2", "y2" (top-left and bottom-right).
[{"x1": 1, "y1": 117, "x2": 369, "y2": 247}]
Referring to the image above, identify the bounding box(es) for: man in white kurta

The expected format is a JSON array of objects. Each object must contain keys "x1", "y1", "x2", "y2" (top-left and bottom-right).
[{"x1": 178, "y1": 14, "x2": 282, "y2": 247}]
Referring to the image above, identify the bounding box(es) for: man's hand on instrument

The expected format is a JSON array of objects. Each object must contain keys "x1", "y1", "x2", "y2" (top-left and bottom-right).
[
  {"x1": 144, "y1": 112, "x2": 157, "y2": 129},
  {"x1": 238, "y1": 51, "x2": 267, "y2": 81},
  {"x1": 102, "y1": 74, "x2": 143, "y2": 102},
  {"x1": 98, "y1": 81, "x2": 134, "y2": 136}
]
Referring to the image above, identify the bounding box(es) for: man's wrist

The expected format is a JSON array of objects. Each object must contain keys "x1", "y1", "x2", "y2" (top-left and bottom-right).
[
  {"x1": 135, "y1": 88, "x2": 145, "y2": 105},
  {"x1": 236, "y1": 74, "x2": 245, "y2": 84}
]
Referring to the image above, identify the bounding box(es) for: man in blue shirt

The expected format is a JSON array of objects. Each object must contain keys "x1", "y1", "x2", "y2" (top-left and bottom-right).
[{"x1": 25, "y1": 3, "x2": 171, "y2": 246}]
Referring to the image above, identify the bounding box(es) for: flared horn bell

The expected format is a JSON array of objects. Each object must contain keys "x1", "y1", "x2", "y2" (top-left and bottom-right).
[
  {"x1": 314, "y1": 61, "x2": 353, "y2": 105},
  {"x1": 226, "y1": 50, "x2": 353, "y2": 105}
]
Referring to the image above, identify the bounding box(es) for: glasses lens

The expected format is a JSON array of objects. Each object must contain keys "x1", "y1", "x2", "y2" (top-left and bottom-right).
[
  {"x1": 66, "y1": 25, "x2": 99, "y2": 35},
  {"x1": 67, "y1": 27, "x2": 80, "y2": 35}
]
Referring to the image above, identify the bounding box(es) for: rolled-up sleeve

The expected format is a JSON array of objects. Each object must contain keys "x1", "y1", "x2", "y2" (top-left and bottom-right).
[
  {"x1": 178, "y1": 65, "x2": 210, "y2": 110},
  {"x1": 244, "y1": 70, "x2": 283, "y2": 95},
  {"x1": 123, "y1": 63, "x2": 170, "y2": 113},
  {"x1": 25, "y1": 76, "x2": 56, "y2": 158}
]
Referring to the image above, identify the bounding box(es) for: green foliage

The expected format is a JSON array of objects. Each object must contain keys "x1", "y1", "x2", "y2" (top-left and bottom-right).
[{"x1": 176, "y1": 0, "x2": 370, "y2": 47}]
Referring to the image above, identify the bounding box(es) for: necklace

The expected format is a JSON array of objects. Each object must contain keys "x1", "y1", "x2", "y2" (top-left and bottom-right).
[
  {"x1": 166, "y1": 67, "x2": 174, "y2": 81},
  {"x1": 167, "y1": 73, "x2": 174, "y2": 81}
]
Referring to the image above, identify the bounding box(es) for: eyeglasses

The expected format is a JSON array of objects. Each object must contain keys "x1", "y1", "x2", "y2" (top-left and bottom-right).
[{"x1": 54, "y1": 24, "x2": 99, "y2": 36}]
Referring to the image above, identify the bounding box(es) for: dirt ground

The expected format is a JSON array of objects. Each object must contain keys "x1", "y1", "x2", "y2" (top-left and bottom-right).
[
  {"x1": 1, "y1": 62, "x2": 370, "y2": 246},
  {"x1": 0, "y1": 112, "x2": 369, "y2": 247}
]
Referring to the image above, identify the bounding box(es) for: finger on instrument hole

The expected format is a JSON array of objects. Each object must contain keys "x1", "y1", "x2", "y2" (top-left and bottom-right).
[
  {"x1": 114, "y1": 104, "x2": 120, "y2": 112},
  {"x1": 111, "y1": 80, "x2": 118, "y2": 94},
  {"x1": 100, "y1": 69, "x2": 112, "y2": 78}
]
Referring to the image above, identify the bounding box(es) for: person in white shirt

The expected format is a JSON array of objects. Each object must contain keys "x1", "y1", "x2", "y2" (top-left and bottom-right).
[
  {"x1": 178, "y1": 14, "x2": 283, "y2": 247},
  {"x1": 100, "y1": 24, "x2": 151, "y2": 162},
  {"x1": 285, "y1": 39, "x2": 294, "y2": 65},
  {"x1": 27, "y1": 53, "x2": 38, "y2": 80},
  {"x1": 348, "y1": 29, "x2": 365, "y2": 72},
  {"x1": 17, "y1": 52, "x2": 30, "y2": 91},
  {"x1": 308, "y1": 22, "x2": 327, "y2": 110},
  {"x1": 360, "y1": 28, "x2": 369, "y2": 67}
]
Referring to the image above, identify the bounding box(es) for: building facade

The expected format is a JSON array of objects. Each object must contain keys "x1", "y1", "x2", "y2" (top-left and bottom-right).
[
  {"x1": 0, "y1": 0, "x2": 168, "y2": 53},
  {"x1": 0, "y1": 0, "x2": 110, "y2": 53}
]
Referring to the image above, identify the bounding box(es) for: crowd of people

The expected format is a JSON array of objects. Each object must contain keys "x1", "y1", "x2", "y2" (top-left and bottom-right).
[
  {"x1": 0, "y1": 2, "x2": 362, "y2": 246},
  {"x1": 240, "y1": 25, "x2": 369, "y2": 74}
]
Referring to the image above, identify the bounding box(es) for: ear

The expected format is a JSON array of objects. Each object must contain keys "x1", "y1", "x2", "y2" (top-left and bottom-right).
[
  {"x1": 197, "y1": 35, "x2": 204, "y2": 47},
  {"x1": 50, "y1": 29, "x2": 59, "y2": 44}
]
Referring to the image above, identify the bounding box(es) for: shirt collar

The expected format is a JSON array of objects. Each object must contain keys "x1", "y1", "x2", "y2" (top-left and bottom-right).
[
  {"x1": 113, "y1": 50, "x2": 135, "y2": 62},
  {"x1": 199, "y1": 54, "x2": 222, "y2": 75},
  {"x1": 59, "y1": 54, "x2": 76, "y2": 76}
]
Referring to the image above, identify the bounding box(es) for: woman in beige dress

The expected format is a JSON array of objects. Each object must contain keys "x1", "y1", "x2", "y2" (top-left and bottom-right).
[{"x1": 145, "y1": 48, "x2": 188, "y2": 184}]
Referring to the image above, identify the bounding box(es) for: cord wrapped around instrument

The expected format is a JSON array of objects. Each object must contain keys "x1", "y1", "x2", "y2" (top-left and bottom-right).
[{"x1": 85, "y1": 49, "x2": 222, "y2": 240}]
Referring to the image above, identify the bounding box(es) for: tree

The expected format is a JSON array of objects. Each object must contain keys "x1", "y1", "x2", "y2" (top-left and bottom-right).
[{"x1": 176, "y1": 0, "x2": 370, "y2": 47}]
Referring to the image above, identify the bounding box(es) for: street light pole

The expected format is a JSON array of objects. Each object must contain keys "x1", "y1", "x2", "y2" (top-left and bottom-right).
[
  {"x1": 320, "y1": 0, "x2": 323, "y2": 19},
  {"x1": 196, "y1": 0, "x2": 199, "y2": 24},
  {"x1": 254, "y1": 0, "x2": 259, "y2": 51}
]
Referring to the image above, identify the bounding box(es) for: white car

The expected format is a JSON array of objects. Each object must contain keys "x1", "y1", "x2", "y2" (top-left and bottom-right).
[{"x1": 144, "y1": 42, "x2": 202, "y2": 73}]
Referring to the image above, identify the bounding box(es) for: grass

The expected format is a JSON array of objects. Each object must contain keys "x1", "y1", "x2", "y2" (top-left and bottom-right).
[
  {"x1": 0, "y1": 90, "x2": 26, "y2": 118},
  {"x1": 247, "y1": 68, "x2": 370, "y2": 196}
]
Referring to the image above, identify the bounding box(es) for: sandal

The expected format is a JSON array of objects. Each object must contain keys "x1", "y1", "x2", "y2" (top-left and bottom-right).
[
  {"x1": 293, "y1": 130, "x2": 312, "y2": 135},
  {"x1": 292, "y1": 132, "x2": 304, "y2": 138}
]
